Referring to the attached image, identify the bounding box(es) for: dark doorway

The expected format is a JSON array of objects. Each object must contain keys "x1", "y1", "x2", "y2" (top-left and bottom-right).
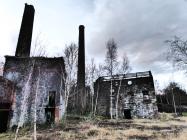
[
  {"x1": 124, "y1": 109, "x2": 132, "y2": 119},
  {"x1": 45, "y1": 91, "x2": 56, "y2": 123},
  {"x1": 0, "y1": 111, "x2": 9, "y2": 132},
  {"x1": 0, "y1": 103, "x2": 11, "y2": 133}
]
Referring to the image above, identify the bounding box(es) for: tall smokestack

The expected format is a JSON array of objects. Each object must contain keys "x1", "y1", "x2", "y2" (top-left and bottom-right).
[
  {"x1": 15, "y1": 3, "x2": 35, "y2": 57},
  {"x1": 77, "y1": 25, "x2": 85, "y2": 113}
]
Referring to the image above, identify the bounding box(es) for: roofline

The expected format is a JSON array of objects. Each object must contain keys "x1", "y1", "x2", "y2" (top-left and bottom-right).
[
  {"x1": 4, "y1": 55, "x2": 64, "y2": 60},
  {"x1": 97, "y1": 71, "x2": 153, "y2": 81}
]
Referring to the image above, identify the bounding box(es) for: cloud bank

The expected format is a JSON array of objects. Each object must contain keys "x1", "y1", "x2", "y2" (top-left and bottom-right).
[{"x1": 1, "y1": 0, "x2": 187, "y2": 89}]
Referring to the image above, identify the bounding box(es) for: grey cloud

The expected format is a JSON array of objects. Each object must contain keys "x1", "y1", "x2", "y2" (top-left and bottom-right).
[{"x1": 87, "y1": 0, "x2": 187, "y2": 74}]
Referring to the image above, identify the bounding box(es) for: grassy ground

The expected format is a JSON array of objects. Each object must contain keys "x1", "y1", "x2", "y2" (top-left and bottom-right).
[
  {"x1": 182, "y1": 112, "x2": 187, "y2": 116},
  {"x1": 1, "y1": 113, "x2": 187, "y2": 140}
]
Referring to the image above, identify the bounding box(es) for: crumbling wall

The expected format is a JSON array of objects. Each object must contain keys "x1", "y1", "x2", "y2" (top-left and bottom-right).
[
  {"x1": 94, "y1": 72, "x2": 158, "y2": 118},
  {"x1": 0, "y1": 76, "x2": 14, "y2": 103},
  {"x1": 3, "y1": 56, "x2": 66, "y2": 127},
  {"x1": 117, "y1": 78, "x2": 158, "y2": 118}
]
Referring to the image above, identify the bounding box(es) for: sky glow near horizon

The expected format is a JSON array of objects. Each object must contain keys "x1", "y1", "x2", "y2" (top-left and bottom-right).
[{"x1": 1, "y1": 0, "x2": 187, "y2": 90}]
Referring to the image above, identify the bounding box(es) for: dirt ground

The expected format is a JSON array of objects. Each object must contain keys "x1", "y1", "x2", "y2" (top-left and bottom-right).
[{"x1": 1, "y1": 113, "x2": 187, "y2": 140}]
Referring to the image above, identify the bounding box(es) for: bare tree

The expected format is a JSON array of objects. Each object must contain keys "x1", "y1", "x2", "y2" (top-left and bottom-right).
[
  {"x1": 86, "y1": 58, "x2": 97, "y2": 114},
  {"x1": 13, "y1": 34, "x2": 46, "y2": 139},
  {"x1": 104, "y1": 39, "x2": 119, "y2": 76},
  {"x1": 62, "y1": 43, "x2": 78, "y2": 119},
  {"x1": 120, "y1": 54, "x2": 131, "y2": 74},
  {"x1": 163, "y1": 82, "x2": 184, "y2": 115},
  {"x1": 116, "y1": 53, "x2": 131, "y2": 119},
  {"x1": 31, "y1": 33, "x2": 47, "y2": 57},
  {"x1": 15, "y1": 60, "x2": 36, "y2": 140},
  {"x1": 166, "y1": 36, "x2": 187, "y2": 72},
  {"x1": 93, "y1": 64, "x2": 104, "y2": 116},
  {"x1": 0, "y1": 61, "x2": 4, "y2": 76},
  {"x1": 33, "y1": 67, "x2": 40, "y2": 140},
  {"x1": 104, "y1": 39, "x2": 118, "y2": 119}
]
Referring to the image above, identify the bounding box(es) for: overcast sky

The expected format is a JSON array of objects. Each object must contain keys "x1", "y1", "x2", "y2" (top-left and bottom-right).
[{"x1": 1, "y1": 0, "x2": 187, "y2": 90}]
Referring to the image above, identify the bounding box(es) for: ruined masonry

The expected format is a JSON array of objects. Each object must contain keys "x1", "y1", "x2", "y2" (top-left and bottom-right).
[
  {"x1": 94, "y1": 71, "x2": 158, "y2": 119},
  {"x1": 3, "y1": 56, "x2": 66, "y2": 126},
  {"x1": 0, "y1": 4, "x2": 66, "y2": 132}
]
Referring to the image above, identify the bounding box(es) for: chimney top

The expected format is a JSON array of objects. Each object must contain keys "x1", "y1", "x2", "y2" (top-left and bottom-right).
[
  {"x1": 25, "y1": 3, "x2": 35, "y2": 10},
  {"x1": 79, "y1": 25, "x2": 85, "y2": 30},
  {"x1": 15, "y1": 3, "x2": 35, "y2": 57}
]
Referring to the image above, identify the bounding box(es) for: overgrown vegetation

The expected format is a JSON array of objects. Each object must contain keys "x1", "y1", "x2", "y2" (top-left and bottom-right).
[
  {"x1": 1, "y1": 113, "x2": 187, "y2": 140},
  {"x1": 156, "y1": 82, "x2": 187, "y2": 113}
]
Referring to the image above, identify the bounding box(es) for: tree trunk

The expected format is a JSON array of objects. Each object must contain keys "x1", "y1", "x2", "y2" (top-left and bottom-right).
[
  {"x1": 94, "y1": 83, "x2": 100, "y2": 116},
  {"x1": 15, "y1": 60, "x2": 35, "y2": 140},
  {"x1": 116, "y1": 79, "x2": 122, "y2": 119},
  {"x1": 172, "y1": 88, "x2": 177, "y2": 115},
  {"x1": 33, "y1": 68, "x2": 40, "y2": 140},
  {"x1": 110, "y1": 79, "x2": 113, "y2": 119}
]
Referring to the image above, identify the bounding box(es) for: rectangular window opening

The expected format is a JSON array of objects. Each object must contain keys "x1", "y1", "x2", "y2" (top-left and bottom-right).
[{"x1": 45, "y1": 91, "x2": 56, "y2": 123}]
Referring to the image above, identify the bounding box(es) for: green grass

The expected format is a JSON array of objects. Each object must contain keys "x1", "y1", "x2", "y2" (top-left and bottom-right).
[{"x1": 182, "y1": 112, "x2": 187, "y2": 116}]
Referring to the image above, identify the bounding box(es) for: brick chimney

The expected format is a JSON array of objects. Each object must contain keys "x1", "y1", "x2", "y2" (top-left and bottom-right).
[
  {"x1": 77, "y1": 25, "x2": 86, "y2": 113},
  {"x1": 15, "y1": 3, "x2": 35, "y2": 57}
]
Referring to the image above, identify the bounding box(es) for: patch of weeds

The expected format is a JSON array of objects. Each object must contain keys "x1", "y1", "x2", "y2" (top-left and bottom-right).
[
  {"x1": 87, "y1": 129, "x2": 99, "y2": 136},
  {"x1": 182, "y1": 112, "x2": 187, "y2": 116},
  {"x1": 159, "y1": 113, "x2": 172, "y2": 121},
  {"x1": 16, "y1": 125, "x2": 32, "y2": 136},
  {"x1": 66, "y1": 114, "x2": 85, "y2": 121},
  {"x1": 37, "y1": 135, "x2": 51, "y2": 140},
  {"x1": 116, "y1": 137, "x2": 123, "y2": 140},
  {"x1": 128, "y1": 135, "x2": 154, "y2": 140},
  {"x1": 152, "y1": 131, "x2": 158, "y2": 138},
  {"x1": 83, "y1": 113, "x2": 93, "y2": 122},
  {"x1": 37, "y1": 123, "x2": 55, "y2": 131},
  {"x1": 59, "y1": 118, "x2": 68, "y2": 129},
  {"x1": 74, "y1": 133, "x2": 87, "y2": 139},
  {"x1": 94, "y1": 115, "x2": 108, "y2": 121},
  {"x1": 0, "y1": 132, "x2": 15, "y2": 140}
]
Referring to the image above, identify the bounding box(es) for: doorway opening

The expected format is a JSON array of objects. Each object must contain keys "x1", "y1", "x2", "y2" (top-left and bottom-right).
[
  {"x1": 124, "y1": 109, "x2": 132, "y2": 119},
  {"x1": 45, "y1": 91, "x2": 56, "y2": 123},
  {"x1": 0, "y1": 103, "x2": 11, "y2": 133}
]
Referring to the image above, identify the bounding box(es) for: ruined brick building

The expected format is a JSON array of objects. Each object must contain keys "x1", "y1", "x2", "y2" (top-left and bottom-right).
[
  {"x1": 0, "y1": 4, "x2": 66, "y2": 132},
  {"x1": 0, "y1": 2, "x2": 159, "y2": 133},
  {"x1": 94, "y1": 71, "x2": 158, "y2": 119}
]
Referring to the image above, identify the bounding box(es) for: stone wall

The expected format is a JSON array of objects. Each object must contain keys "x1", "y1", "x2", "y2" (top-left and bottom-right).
[
  {"x1": 0, "y1": 76, "x2": 14, "y2": 103},
  {"x1": 3, "y1": 56, "x2": 66, "y2": 127},
  {"x1": 94, "y1": 71, "x2": 158, "y2": 118}
]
